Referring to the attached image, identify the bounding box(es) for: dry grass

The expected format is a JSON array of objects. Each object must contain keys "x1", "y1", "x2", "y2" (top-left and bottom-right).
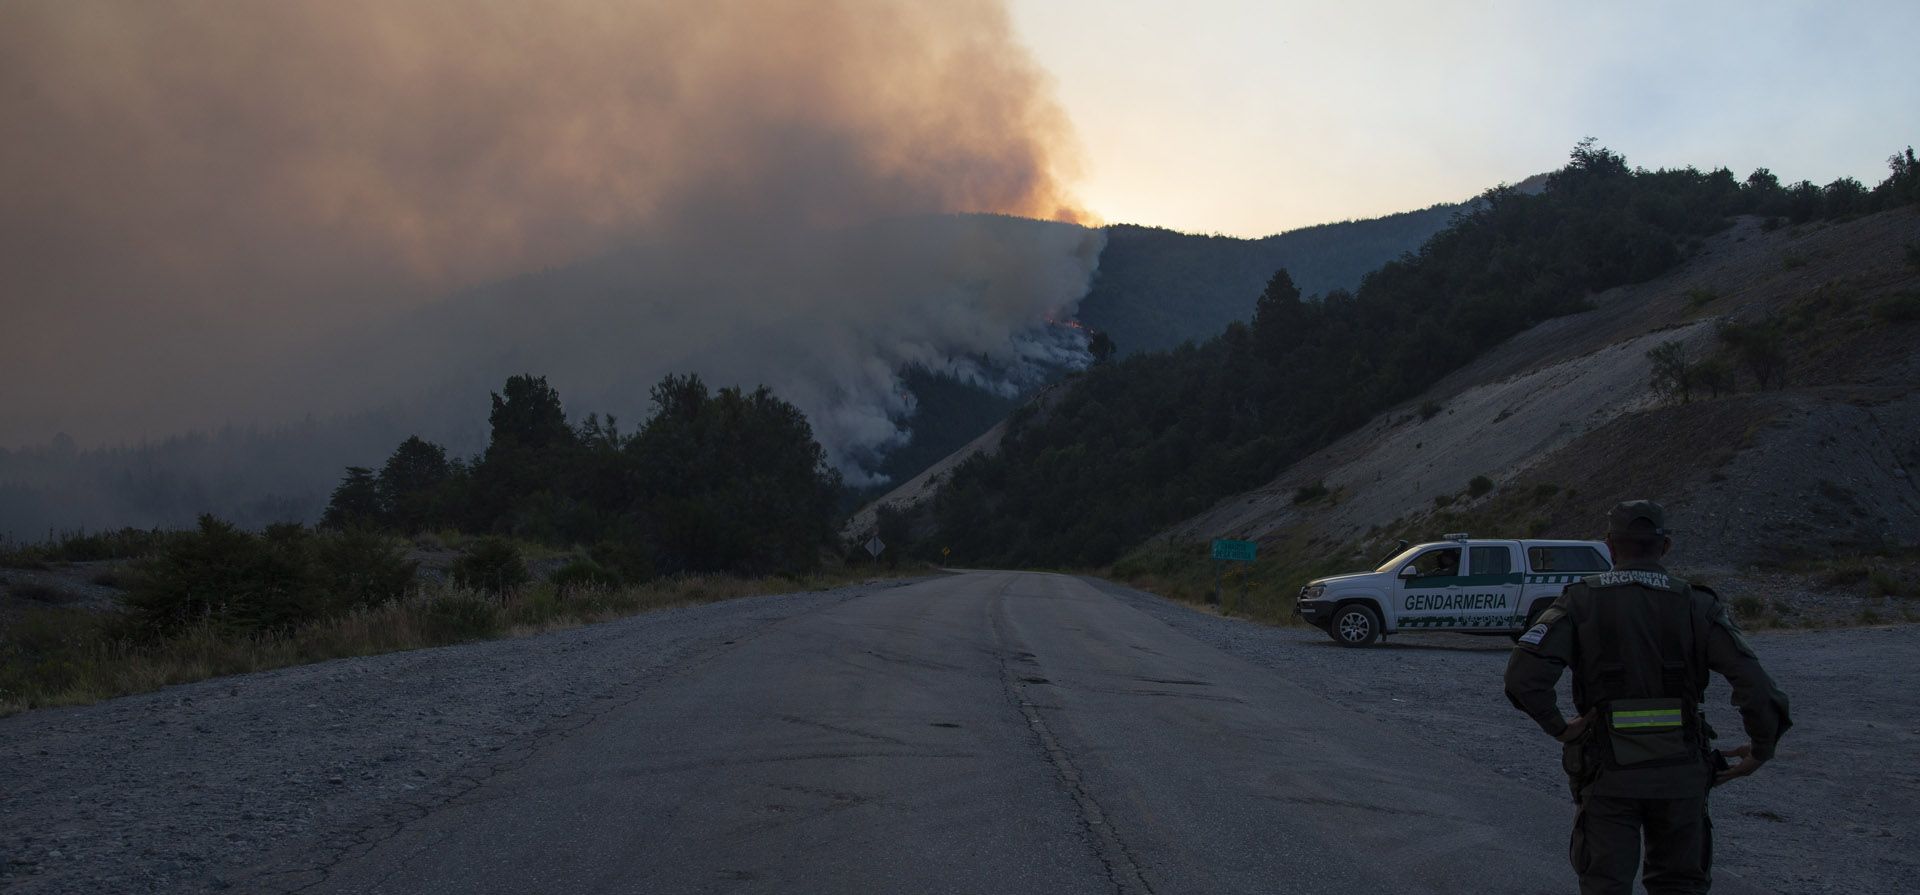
[
  {"x1": 0, "y1": 570, "x2": 902, "y2": 717},
  {"x1": 1111, "y1": 532, "x2": 1356, "y2": 627}
]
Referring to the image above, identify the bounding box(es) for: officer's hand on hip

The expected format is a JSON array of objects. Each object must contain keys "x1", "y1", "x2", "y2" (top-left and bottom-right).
[
  {"x1": 1716, "y1": 743, "x2": 1766, "y2": 785},
  {"x1": 1556, "y1": 712, "x2": 1594, "y2": 743}
]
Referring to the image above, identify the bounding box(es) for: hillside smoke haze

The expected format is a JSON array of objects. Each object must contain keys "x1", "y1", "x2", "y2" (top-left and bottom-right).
[{"x1": 0, "y1": 0, "x2": 1098, "y2": 484}]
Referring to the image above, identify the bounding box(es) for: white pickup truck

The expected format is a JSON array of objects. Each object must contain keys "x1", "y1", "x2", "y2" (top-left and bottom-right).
[{"x1": 1295, "y1": 534, "x2": 1614, "y2": 647}]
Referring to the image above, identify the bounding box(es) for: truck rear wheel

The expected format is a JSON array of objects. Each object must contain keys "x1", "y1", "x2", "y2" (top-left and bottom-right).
[{"x1": 1329, "y1": 603, "x2": 1382, "y2": 647}]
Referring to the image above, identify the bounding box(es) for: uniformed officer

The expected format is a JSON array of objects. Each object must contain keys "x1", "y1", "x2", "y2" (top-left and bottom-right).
[{"x1": 1505, "y1": 500, "x2": 1792, "y2": 894}]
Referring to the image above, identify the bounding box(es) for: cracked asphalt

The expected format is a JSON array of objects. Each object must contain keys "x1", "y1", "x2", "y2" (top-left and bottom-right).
[{"x1": 5, "y1": 572, "x2": 1791, "y2": 893}]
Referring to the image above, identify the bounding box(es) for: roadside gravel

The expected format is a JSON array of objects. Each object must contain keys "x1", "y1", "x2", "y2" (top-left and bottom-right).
[
  {"x1": 1089, "y1": 577, "x2": 1920, "y2": 895},
  {"x1": 0, "y1": 580, "x2": 916, "y2": 894}
]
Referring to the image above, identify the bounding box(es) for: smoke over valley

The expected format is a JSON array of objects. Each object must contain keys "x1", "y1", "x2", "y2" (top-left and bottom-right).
[{"x1": 0, "y1": 0, "x2": 1104, "y2": 531}]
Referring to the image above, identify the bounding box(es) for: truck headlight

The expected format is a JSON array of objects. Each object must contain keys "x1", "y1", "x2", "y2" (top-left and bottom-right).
[{"x1": 1300, "y1": 585, "x2": 1325, "y2": 600}]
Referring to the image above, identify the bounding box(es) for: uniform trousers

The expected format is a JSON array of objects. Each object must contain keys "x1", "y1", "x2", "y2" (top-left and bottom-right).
[{"x1": 1571, "y1": 793, "x2": 1712, "y2": 894}]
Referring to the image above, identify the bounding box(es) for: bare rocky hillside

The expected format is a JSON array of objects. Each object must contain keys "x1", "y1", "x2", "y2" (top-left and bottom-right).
[{"x1": 1162, "y1": 207, "x2": 1920, "y2": 574}]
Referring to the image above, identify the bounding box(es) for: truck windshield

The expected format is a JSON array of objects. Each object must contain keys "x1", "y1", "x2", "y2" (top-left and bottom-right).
[{"x1": 1374, "y1": 545, "x2": 1427, "y2": 573}]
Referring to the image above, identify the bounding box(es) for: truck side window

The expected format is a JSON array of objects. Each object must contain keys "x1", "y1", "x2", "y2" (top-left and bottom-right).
[
  {"x1": 1408, "y1": 548, "x2": 1462, "y2": 578},
  {"x1": 1469, "y1": 546, "x2": 1512, "y2": 576},
  {"x1": 1527, "y1": 546, "x2": 1609, "y2": 572}
]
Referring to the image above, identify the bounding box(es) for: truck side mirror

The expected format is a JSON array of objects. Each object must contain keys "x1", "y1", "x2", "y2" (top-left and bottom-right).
[{"x1": 1397, "y1": 566, "x2": 1419, "y2": 579}]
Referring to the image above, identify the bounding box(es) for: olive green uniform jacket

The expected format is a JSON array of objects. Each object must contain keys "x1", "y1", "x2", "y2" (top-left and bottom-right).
[{"x1": 1503, "y1": 560, "x2": 1792, "y2": 798}]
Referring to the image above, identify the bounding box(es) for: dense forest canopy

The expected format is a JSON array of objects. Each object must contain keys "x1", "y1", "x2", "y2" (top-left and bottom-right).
[{"x1": 927, "y1": 143, "x2": 1920, "y2": 567}]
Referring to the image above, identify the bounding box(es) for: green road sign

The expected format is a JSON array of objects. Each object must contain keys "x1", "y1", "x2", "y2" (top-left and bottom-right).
[{"x1": 1211, "y1": 538, "x2": 1258, "y2": 562}]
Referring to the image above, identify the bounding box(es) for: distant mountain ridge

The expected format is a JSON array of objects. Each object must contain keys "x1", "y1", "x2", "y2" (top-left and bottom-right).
[{"x1": 1075, "y1": 201, "x2": 1465, "y2": 356}]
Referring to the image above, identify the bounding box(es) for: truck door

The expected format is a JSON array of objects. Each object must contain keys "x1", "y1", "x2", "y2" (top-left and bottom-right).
[
  {"x1": 1394, "y1": 546, "x2": 1465, "y2": 630},
  {"x1": 1464, "y1": 544, "x2": 1524, "y2": 629}
]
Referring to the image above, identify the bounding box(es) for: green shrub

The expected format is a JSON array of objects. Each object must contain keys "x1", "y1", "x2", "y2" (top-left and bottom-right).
[
  {"x1": 1732, "y1": 595, "x2": 1765, "y2": 619},
  {"x1": 119, "y1": 519, "x2": 416, "y2": 638},
  {"x1": 1782, "y1": 254, "x2": 1808, "y2": 270},
  {"x1": 419, "y1": 594, "x2": 501, "y2": 643},
  {"x1": 125, "y1": 517, "x2": 327, "y2": 635},
  {"x1": 589, "y1": 538, "x2": 657, "y2": 584},
  {"x1": 1467, "y1": 475, "x2": 1495, "y2": 498},
  {"x1": 1433, "y1": 494, "x2": 1455, "y2": 509},
  {"x1": 1291, "y1": 482, "x2": 1330, "y2": 504},
  {"x1": 450, "y1": 538, "x2": 528, "y2": 593},
  {"x1": 313, "y1": 528, "x2": 417, "y2": 609},
  {"x1": 1685, "y1": 287, "x2": 1719, "y2": 309},
  {"x1": 1868, "y1": 569, "x2": 1908, "y2": 598},
  {"x1": 1419, "y1": 400, "x2": 1443, "y2": 421},
  {"x1": 8, "y1": 581, "x2": 74, "y2": 604},
  {"x1": 90, "y1": 569, "x2": 128, "y2": 588},
  {"x1": 1, "y1": 528, "x2": 179, "y2": 567},
  {"x1": 1820, "y1": 560, "x2": 1872, "y2": 587},
  {"x1": 550, "y1": 558, "x2": 621, "y2": 595},
  {"x1": 1904, "y1": 242, "x2": 1920, "y2": 270},
  {"x1": 1872, "y1": 292, "x2": 1920, "y2": 323},
  {"x1": 1533, "y1": 483, "x2": 1562, "y2": 501}
]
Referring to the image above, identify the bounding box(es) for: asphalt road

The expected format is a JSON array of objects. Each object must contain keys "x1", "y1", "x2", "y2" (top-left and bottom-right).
[{"x1": 299, "y1": 571, "x2": 1632, "y2": 895}]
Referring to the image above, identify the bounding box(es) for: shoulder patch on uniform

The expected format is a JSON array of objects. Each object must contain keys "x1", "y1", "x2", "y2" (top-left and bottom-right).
[
  {"x1": 1585, "y1": 570, "x2": 1680, "y2": 591},
  {"x1": 1515, "y1": 605, "x2": 1567, "y2": 651}
]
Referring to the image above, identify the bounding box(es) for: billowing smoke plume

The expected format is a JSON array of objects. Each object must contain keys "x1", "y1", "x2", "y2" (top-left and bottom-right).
[{"x1": 0, "y1": 0, "x2": 1100, "y2": 485}]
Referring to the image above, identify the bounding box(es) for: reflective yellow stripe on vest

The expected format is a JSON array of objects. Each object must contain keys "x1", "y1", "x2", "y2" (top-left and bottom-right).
[{"x1": 1611, "y1": 708, "x2": 1683, "y2": 729}]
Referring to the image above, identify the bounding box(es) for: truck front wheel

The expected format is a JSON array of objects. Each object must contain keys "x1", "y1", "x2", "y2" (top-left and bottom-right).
[{"x1": 1330, "y1": 603, "x2": 1382, "y2": 647}]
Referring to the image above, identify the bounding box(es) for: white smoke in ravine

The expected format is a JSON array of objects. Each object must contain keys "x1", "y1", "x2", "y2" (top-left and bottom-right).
[{"x1": 380, "y1": 214, "x2": 1105, "y2": 486}]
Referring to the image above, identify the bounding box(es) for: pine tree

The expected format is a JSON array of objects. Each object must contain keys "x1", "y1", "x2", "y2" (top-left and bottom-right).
[{"x1": 321, "y1": 467, "x2": 383, "y2": 530}]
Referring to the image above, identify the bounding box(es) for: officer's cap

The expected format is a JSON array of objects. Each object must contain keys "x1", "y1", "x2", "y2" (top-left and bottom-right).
[{"x1": 1606, "y1": 499, "x2": 1668, "y2": 537}]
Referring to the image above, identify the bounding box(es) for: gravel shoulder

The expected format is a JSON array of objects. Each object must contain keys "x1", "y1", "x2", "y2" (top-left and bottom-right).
[
  {"x1": 1087, "y1": 577, "x2": 1920, "y2": 895},
  {"x1": 0, "y1": 580, "x2": 922, "y2": 894}
]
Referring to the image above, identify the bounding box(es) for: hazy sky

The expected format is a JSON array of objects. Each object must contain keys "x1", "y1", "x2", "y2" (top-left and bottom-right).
[
  {"x1": 3, "y1": 0, "x2": 1914, "y2": 456},
  {"x1": 0, "y1": 0, "x2": 1097, "y2": 463},
  {"x1": 1011, "y1": 0, "x2": 1920, "y2": 236}
]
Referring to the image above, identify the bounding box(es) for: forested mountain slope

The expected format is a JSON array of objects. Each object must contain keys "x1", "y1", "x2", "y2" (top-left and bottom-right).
[{"x1": 911, "y1": 144, "x2": 1920, "y2": 569}]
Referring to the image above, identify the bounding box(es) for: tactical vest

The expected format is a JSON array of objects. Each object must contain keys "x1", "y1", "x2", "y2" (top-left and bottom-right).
[{"x1": 1576, "y1": 570, "x2": 1711, "y2": 773}]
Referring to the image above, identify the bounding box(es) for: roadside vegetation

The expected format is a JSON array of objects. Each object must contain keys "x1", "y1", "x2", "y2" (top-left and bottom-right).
[
  {"x1": 918, "y1": 143, "x2": 1920, "y2": 568},
  {"x1": 2, "y1": 513, "x2": 907, "y2": 715},
  {"x1": 0, "y1": 371, "x2": 907, "y2": 715},
  {"x1": 0, "y1": 528, "x2": 183, "y2": 569},
  {"x1": 1112, "y1": 533, "x2": 1358, "y2": 626},
  {"x1": 0, "y1": 567, "x2": 875, "y2": 716}
]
